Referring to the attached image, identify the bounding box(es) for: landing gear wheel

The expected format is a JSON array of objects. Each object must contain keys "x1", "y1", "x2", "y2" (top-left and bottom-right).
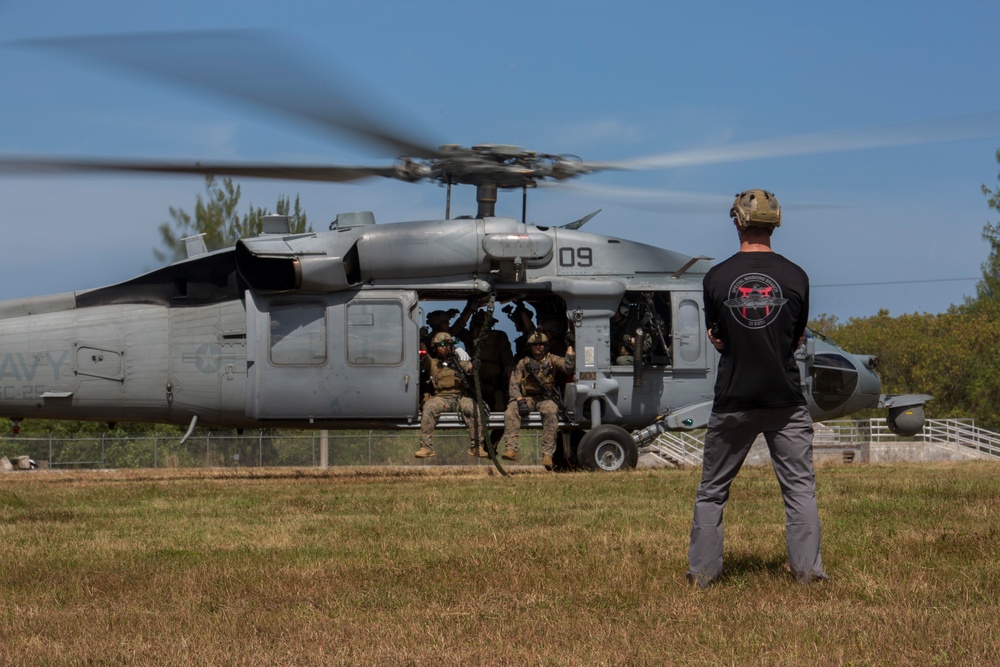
[{"x1": 576, "y1": 424, "x2": 638, "y2": 472}]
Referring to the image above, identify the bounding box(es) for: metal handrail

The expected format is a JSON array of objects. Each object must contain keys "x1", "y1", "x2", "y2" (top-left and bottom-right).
[
  {"x1": 920, "y1": 419, "x2": 1000, "y2": 458},
  {"x1": 649, "y1": 431, "x2": 704, "y2": 466},
  {"x1": 819, "y1": 417, "x2": 999, "y2": 458}
]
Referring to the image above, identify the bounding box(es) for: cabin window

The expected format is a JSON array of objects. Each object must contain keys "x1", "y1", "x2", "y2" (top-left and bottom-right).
[
  {"x1": 347, "y1": 301, "x2": 404, "y2": 366},
  {"x1": 269, "y1": 300, "x2": 327, "y2": 366}
]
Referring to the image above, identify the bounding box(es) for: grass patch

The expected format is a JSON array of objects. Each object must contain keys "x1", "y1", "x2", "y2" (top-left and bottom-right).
[{"x1": 0, "y1": 462, "x2": 997, "y2": 665}]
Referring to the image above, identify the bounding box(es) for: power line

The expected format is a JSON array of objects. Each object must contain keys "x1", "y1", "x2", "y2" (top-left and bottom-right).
[{"x1": 813, "y1": 277, "x2": 978, "y2": 289}]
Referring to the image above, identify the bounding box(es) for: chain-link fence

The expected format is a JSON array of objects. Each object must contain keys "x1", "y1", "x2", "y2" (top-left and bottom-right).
[{"x1": 0, "y1": 430, "x2": 545, "y2": 469}]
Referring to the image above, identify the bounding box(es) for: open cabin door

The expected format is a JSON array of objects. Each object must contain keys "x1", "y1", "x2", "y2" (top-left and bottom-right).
[{"x1": 246, "y1": 289, "x2": 419, "y2": 420}]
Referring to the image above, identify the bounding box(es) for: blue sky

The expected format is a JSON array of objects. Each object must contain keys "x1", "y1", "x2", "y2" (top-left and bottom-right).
[{"x1": 1, "y1": 0, "x2": 999, "y2": 321}]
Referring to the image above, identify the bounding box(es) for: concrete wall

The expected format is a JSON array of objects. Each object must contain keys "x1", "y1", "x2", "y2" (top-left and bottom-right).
[{"x1": 742, "y1": 437, "x2": 994, "y2": 467}]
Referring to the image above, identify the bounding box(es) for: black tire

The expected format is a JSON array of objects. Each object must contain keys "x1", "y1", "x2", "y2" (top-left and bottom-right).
[{"x1": 576, "y1": 424, "x2": 638, "y2": 472}]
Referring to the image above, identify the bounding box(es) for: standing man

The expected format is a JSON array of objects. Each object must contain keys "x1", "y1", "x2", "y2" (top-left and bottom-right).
[
  {"x1": 423, "y1": 304, "x2": 475, "y2": 359},
  {"x1": 688, "y1": 189, "x2": 827, "y2": 587},
  {"x1": 502, "y1": 331, "x2": 574, "y2": 470},
  {"x1": 416, "y1": 332, "x2": 487, "y2": 459},
  {"x1": 457, "y1": 310, "x2": 515, "y2": 411}
]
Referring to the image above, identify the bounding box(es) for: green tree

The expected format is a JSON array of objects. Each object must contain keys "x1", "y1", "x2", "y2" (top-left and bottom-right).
[
  {"x1": 967, "y1": 148, "x2": 1000, "y2": 309},
  {"x1": 813, "y1": 306, "x2": 1000, "y2": 430},
  {"x1": 154, "y1": 175, "x2": 310, "y2": 263}
]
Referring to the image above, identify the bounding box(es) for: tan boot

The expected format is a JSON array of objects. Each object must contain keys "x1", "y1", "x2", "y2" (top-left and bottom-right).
[
  {"x1": 414, "y1": 446, "x2": 435, "y2": 459},
  {"x1": 501, "y1": 449, "x2": 519, "y2": 461},
  {"x1": 468, "y1": 445, "x2": 490, "y2": 458},
  {"x1": 541, "y1": 454, "x2": 554, "y2": 470}
]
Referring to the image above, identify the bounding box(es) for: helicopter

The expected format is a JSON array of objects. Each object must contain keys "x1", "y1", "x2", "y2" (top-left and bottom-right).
[{"x1": 0, "y1": 31, "x2": 939, "y2": 471}]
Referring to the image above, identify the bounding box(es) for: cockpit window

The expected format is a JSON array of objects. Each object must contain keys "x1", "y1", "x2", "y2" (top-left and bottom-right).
[{"x1": 811, "y1": 353, "x2": 858, "y2": 410}]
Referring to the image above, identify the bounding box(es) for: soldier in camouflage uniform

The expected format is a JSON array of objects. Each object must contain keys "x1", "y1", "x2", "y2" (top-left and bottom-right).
[
  {"x1": 502, "y1": 331, "x2": 575, "y2": 469},
  {"x1": 416, "y1": 331, "x2": 487, "y2": 459},
  {"x1": 457, "y1": 310, "x2": 515, "y2": 411}
]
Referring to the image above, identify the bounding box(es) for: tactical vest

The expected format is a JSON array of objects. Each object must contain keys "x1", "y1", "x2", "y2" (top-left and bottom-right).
[
  {"x1": 519, "y1": 356, "x2": 557, "y2": 397},
  {"x1": 428, "y1": 357, "x2": 467, "y2": 395}
]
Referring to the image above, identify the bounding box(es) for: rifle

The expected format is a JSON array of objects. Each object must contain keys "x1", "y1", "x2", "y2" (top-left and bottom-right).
[
  {"x1": 641, "y1": 292, "x2": 671, "y2": 356},
  {"x1": 524, "y1": 358, "x2": 570, "y2": 420},
  {"x1": 443, "y1": 353, "x2": 475, "y2": 394}
]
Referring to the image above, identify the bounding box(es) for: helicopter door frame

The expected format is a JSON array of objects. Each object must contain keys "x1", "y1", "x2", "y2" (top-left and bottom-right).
[{"x1": 246, "y1": 289, "x2": 420, "y2": 420}]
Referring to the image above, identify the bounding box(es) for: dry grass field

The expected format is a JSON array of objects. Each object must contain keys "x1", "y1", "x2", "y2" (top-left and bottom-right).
[{"x1": 0, "y1": 462, "x2": 997, "y2": 666}]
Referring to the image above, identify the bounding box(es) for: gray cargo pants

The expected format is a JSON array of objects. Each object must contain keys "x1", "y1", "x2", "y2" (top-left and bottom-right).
[{"x1": 687, "y1": 405, "x2": 826, "y2": 586}]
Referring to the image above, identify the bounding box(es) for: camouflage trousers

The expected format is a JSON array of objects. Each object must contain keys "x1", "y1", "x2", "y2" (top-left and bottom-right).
[
  {"x1": 503, "y1": 396, "x2": 559, "y2": 455},
  {"x1": 420, "y1": 393, "x2": 484, "y2": 449}
]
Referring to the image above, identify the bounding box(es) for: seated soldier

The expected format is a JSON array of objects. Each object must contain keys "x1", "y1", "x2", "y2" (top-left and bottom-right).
[
  {"x1": 501, "y1": 331, "x2": 575, "y2": 470},
  {"x1": 416, "y1": 332, "x2": 488, "y2": 459}
]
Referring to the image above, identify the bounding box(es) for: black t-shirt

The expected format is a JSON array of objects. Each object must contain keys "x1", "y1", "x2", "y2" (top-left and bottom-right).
[{"x1": 703, "y1": 251, "x2": 809, "y2": 411}]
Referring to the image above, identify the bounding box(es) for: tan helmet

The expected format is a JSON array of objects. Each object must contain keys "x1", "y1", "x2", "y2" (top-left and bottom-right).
[
  {"x1": 730, "y1": 189, "x2": 781, "y2": 229},
  {"x1": 527, "y1": 331, "x2": 549, "y2": 346},
  {"x1": 430, "y1": 331, "x2": 456, "y2": 347}
]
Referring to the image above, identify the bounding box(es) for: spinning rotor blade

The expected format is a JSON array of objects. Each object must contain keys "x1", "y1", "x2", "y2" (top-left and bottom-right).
[
  {"x1": 593, "y1": 110, "x2": 1000, "y2": 171},
  {"x1": 551, "y1": 182, "x2": 846, "y2": 215},
  {"x1": 551, "y1": 183, "x2": 732, "y2": 214},
  {"x1": 7, "y1": 31, "x2": 1000, "y2": 198},
  {"x1": 17, "y1": 30, "x2": 443, "y2": 159},
  {"x1": 0, "y1": 156, "x2": 398, "y2": 183}
]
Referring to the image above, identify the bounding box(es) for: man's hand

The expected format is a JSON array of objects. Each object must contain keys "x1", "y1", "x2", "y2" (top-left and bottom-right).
[
  {"x1": 707, "y1": 328, "x2": 724, "y2": 351},
  {"x1": 517, "y1": 398, "x2": 531, "y2": 417}
]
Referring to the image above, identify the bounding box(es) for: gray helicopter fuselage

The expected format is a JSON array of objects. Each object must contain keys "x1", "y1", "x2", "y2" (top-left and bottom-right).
[{"x1": 0, "y1": 214, "x2": 886, "y2": 434}]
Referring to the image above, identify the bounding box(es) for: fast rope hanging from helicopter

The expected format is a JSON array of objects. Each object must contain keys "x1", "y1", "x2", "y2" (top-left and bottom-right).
[{"x1": 469, "y1": 292, "x2": 508, "y2": 477}]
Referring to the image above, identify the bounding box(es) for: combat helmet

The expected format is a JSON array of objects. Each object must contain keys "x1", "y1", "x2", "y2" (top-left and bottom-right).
[
  {"x1": 426, "y1": 310, "x2": 453, "y2": 327},
  {"x1": 730, "y1": 189, "x2": 781, "y2": 229},
  {"x1": 526, "y1": 331, "x2": 549, "y2": 346},
  {"x1": 430, "y1": 331, "x2": 457, "y2": 347},
  {"x1": 471, "y1": 310, "x2": 497, "y2": 328}
]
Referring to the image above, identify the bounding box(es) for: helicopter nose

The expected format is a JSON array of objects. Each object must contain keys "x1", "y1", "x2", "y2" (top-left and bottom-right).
[{"x1": 852, "y1": 354, "x2": 882, "y2": 397}]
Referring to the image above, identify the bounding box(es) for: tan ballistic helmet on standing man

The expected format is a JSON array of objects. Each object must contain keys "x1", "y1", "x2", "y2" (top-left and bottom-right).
[
  {"x1": 526, "y1": 331, "x2": 549, "y2": 346},
  {"x1": 730, "y1": 189, "x2": 781, "y2": 229}
]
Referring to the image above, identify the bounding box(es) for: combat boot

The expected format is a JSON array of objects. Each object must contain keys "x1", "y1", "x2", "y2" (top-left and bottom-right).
[
  {"x1": 541, "y1": 454, "x2": 554, "y2": 470},
  {"x1": 501, "y1": 449, "x2": 518, "y2": 461},
  {"x1": 414, "y1": 446, "x2": 435, "y2": 459},
  {"x1": 468, "y1": 445, "x2": 490, "y2": 458}
]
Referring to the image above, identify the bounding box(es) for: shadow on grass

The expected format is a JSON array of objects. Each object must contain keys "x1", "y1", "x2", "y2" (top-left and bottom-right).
[{"x1": 719, "y1": 552, "x2": 788, "y2": 583}]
